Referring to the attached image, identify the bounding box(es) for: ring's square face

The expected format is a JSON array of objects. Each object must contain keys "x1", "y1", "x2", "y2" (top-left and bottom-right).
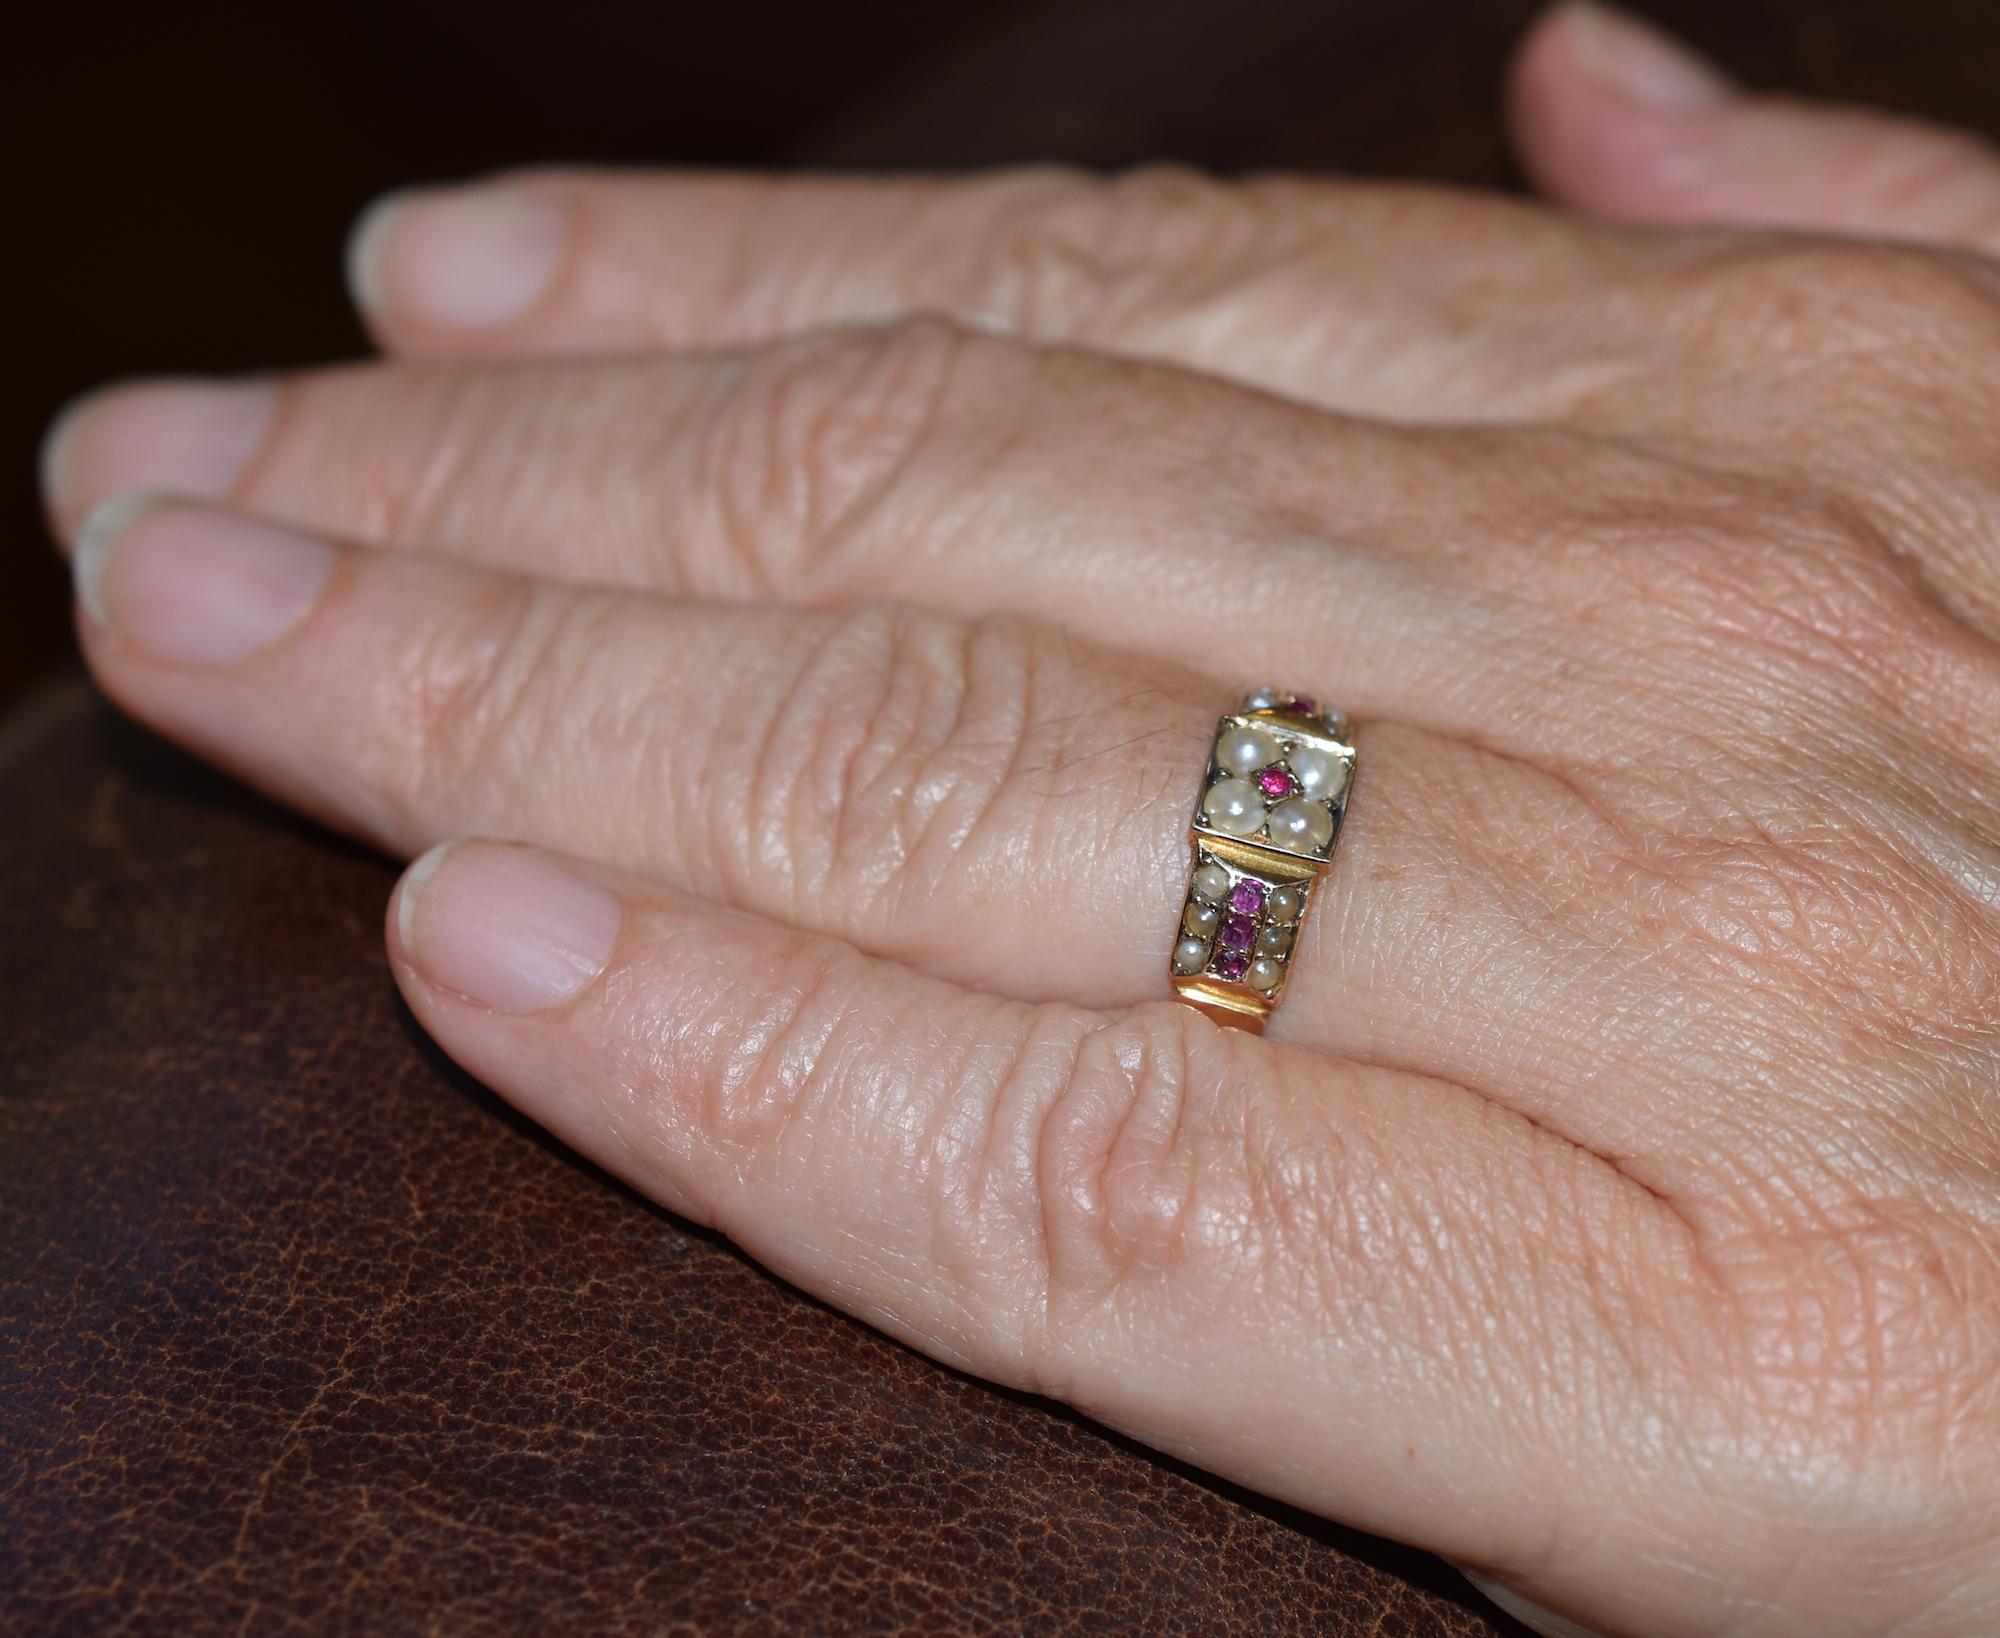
[
  {"x1": 1189, "y1": 707, "x2": 1355, "y2": 862},
  {"x1": 1172, "y1": 696, "x2": 1356, "y2": 1031}
]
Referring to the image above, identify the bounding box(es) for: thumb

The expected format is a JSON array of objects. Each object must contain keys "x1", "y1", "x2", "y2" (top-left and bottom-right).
[{"x1": 1508, "y1": 1, "x2": 2000, "y2": 255}]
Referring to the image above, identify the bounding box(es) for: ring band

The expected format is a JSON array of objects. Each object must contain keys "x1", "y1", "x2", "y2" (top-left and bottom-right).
[{"x1": 1170, "y1": 688, "x2": 1356, "y2": 1032}]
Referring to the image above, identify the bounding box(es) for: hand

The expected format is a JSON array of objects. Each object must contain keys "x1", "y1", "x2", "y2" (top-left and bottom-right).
[{"x1": 40, "y1": 6, "x2": 2000, "y2": 1632}]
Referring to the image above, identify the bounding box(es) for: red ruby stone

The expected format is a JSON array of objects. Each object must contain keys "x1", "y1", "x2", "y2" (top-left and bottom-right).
[
  {"x1": 1279, "y1": 695, "x2": 1317, "y2": 716},
  {"x1": 1255, "y1": 767, "x2": 1294, "y2": 799},
  {"x1": 1228, "y1": 879, "x2": 1265, "y2": 915},
  {"x1": 1219, "y1": 913, "x2": 1255, "y2": 951},
  {"x1": 1213, "y1": 949, "x2": 1250, "y2": 981}
]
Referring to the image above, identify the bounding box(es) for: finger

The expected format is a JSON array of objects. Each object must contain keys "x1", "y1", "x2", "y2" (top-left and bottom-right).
[
  {"x1": 50, "y1": 319, "x2": 2000, "y2": 752},
  {"x1": 337, "y1": 161, "x2": 1677, "y2": 424},
  {"x1": 384, "y1": 834, "x2": 1713, "y2": 1633},
  {"x1": 70, "y1": 494, "x2": 1674, "y2": 1175},
  {"x1": 39, "y1": 329, "x2": 1588, "y2": 753},
  {"x1": 1510, "y1": 2, "x2": 2000, "y2": 255}
]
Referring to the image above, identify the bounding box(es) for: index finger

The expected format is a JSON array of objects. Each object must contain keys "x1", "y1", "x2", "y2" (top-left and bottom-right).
[{"x1": 341, "y1": 166, "x2": 1662, "y2": 426}]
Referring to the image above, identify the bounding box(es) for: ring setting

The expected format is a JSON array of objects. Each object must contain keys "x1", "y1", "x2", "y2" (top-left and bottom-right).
[{"x1": 1170, "y1": 688, "x2": 1355, "y2": 1031}]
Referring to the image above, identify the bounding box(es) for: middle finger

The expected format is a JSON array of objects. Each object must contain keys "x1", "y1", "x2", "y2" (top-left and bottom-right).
[{"x1": 48, "y1": 322, "x2": 1710, "y2": 760}]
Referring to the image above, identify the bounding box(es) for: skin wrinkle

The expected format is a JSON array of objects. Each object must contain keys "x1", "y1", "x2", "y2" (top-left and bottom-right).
[
  {"x1": 985, "y1": 168, "x2": 1140, "y2": 342},
  {"x1": 684, "y1": 355, "x2": 755, "y2": 599},
  {"x1": 714, "y1": 345, "x2": 819, "y2": 605},
  {"x1": 370, "y1": 367, "x2": 490, "y2": 550},
  {"x1": 1697, "y1": 1206, "x2": 2000, "y2": 1476},
  {"x1": 1033, "y1": 1014, "x2": 1158, "y2": 1354},
  {"x1": 824, "y1": 614, "x2": 938, "y2": 899},
  {"x1": 939, "y1": 621, "x2": 1045, "y2": 894},
  {"x1": 693, "y1": 932, "x2": 836, "y2": 1177},
  {"x1": 1083, "y1": 1017, "x2": 1187, "y2": 1290},
  {"x1": 824, "y1": 611, "x2": 1034, "y2": 948},
  {"x1": 880, "y1": 617, "x2": 1012, "y2": 955},
  {"x1": 749, "y1": 613, "x2": 856, "y2": 920},
  {"x1": 779, "y1": 319, "x2": 973, "y2": 599},
  {"x1": 363, "y1": 566, "x2": 539, "y2": 845},
  {"x1": 886, "y1": 615, "x2": 983, "y2": 904},
  {"x1": 695, "y1": 933, "x2": 1041, "y2": 1363},
  {"x1": 1631, "y1": 814, "x2": 2000, "y2": 1054},
  {"x1": 744, "y1": 968, "x2": 1016, "y2": 1368},
  {"x1": 936, "y1": 999, "x2": 1060, "y2": 1346}
]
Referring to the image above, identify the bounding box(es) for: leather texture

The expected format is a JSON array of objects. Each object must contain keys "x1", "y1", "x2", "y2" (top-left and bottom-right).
[{"x1": 1, "y1": 678, "x2": 1519, "y2": 1632}]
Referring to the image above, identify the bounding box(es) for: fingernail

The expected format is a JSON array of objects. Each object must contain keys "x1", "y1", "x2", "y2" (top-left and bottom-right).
[
  {"x1": 41, "y1": 377, "x2": 276, "y2": 538},
  {"x1": 1559, "y1": 1, "x2": 1733, "y2": 112},
  {"x1": 347, "y1": 186, "x2": 567, "y2": 330},
  {"x1": 398, "y1": 843, "x2": 621, "y2": 1012},
  {"x1": 74, "y1": 498, "x2": 334, "y2": 667}
]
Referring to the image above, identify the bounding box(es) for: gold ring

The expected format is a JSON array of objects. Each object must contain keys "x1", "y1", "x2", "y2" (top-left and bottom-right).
[{"x1": 1170, "y1": 689, "x2": 1355, "y2": 1032}]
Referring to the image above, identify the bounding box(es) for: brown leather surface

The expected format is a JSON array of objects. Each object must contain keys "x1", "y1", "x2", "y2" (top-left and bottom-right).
[{"x1": 1, "y1": 677, "x2": 1520, "y2": 1632}]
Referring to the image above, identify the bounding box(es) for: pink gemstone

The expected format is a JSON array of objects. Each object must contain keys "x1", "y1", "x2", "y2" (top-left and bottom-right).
[
  {"x1": 1279, "y1": 695, "x2": 1317, "y2": 716},
  {"x1": 1213, "y1": 949, "x2": 1250, "y2": 981},
  {"x1": 1219, "y1": 913, "x2": 1255, "y2": 951},
  {"x1": 1228, "y1": 879, "x2": 1265, "y2": 915},
  {"x1": 1255, "y1": 767, "x2": 1294, "y2": 799}
]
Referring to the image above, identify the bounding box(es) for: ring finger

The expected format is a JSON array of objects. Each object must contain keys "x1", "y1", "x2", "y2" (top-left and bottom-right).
[{"x1": 71, "y1": 494, "x2": 1681, "y2": 1179}]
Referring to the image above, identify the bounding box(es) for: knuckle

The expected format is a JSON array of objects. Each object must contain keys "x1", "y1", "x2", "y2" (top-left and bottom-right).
[
  {"x1": 744, "y1": 608, "x2": 1189, "y2": 970},
  {"x1": 1636, "y1": 818, "x2": 2000, "y2": 1037},
  {"x1": 705, "y1": 316, "x2": 981, "y2": 592},
  {"x1": 1707, "y1": 1195, "x2": 2000, "y2": 1488},
  {"x1": 1552, "y1": 497, "x2": 2000, "y2": 1027},
  {"x1": 370, "y1": 578, "x2": 610, "y2": 835},
  {"x1": 605, "y1": 913, "x2": 926, "y2": 1217},
  {"x1": 1026, "y1": 1009, "x2": 1368, "y2": 1367},
  {"x1": 1846, "y1": 128, "x2": 2000, "y2": 248},
  {"x1": 985, "y1": 164, "x2": 1262, "y2": 333},
  {"x1": 1684, "y1": 240, "x2": 2000, "y2": 599},
  {"x1": 685, "y1": 932, "x2": 864, "y2": 1164},
  {"x1": 1029, "y1": 1009, "x2": 1217, "y2": 1334},
  {"x1": 269, "y1": 367, "x2": 496, "y2": 547},
  {"x1": 1559, "y1": 487, "x2": 1927, "y2": 677},
  {"x1": 1702, "y1": 238, "x2": 2000, "y2": 388},
  {"x1": 748, "y1": 604, "x2": 1037, "y2": 925}
]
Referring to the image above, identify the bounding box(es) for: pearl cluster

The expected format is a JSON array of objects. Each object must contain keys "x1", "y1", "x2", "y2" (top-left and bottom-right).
[
  {"x1": 1194, "y1": 692, "x2": 1351, "y2": 859},
  {"x1": 1171, "y1": 855, "x2": 1307, "y2": 992}
]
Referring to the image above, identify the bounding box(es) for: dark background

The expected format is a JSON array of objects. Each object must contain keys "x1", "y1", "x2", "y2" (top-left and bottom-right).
[
  {"x1": 12, "y1": 0, "x2": 2000, "y2": 714},
  {"x1": 7, "y1": 3, "x2": 2000, "y2": 1632}
]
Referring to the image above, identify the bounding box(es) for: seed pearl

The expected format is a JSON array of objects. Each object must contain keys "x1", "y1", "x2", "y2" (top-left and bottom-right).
[
  {"x1": 1268, "y1": 886, "x2": 1303, "y2": 923},
  {"x1": 1255, "y1": 924, "x2": 1293, "y2": 957},
  {"x1": 1202, "y1": 777, "x2": 1267, "y2": 837},
  {"x1": 1247, "y1": 957, "x2": 1284, "y2": 992},
  {"x1": 1183, "y1": 901, "x2": 1219, "y2": 937},
  {"x1": 1287, "y1": 745, "x2": 1350, "y2": 802},
  {"x1": 1214, "y1": 725, "x2": 1281, "y2": 776},
  {"x1": 1267, "y1": 797, "x2": 1334, "y2": 853},
  {"x1": 1240, "y1": 685, "x2": 1279, "y2": 711},
  {"x1": 1172, "y1": 936, "x2": 1210, "y2": 975},
  {"x1": 1191, "y1": 861, "x2": 1231, "y2": 902}
]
